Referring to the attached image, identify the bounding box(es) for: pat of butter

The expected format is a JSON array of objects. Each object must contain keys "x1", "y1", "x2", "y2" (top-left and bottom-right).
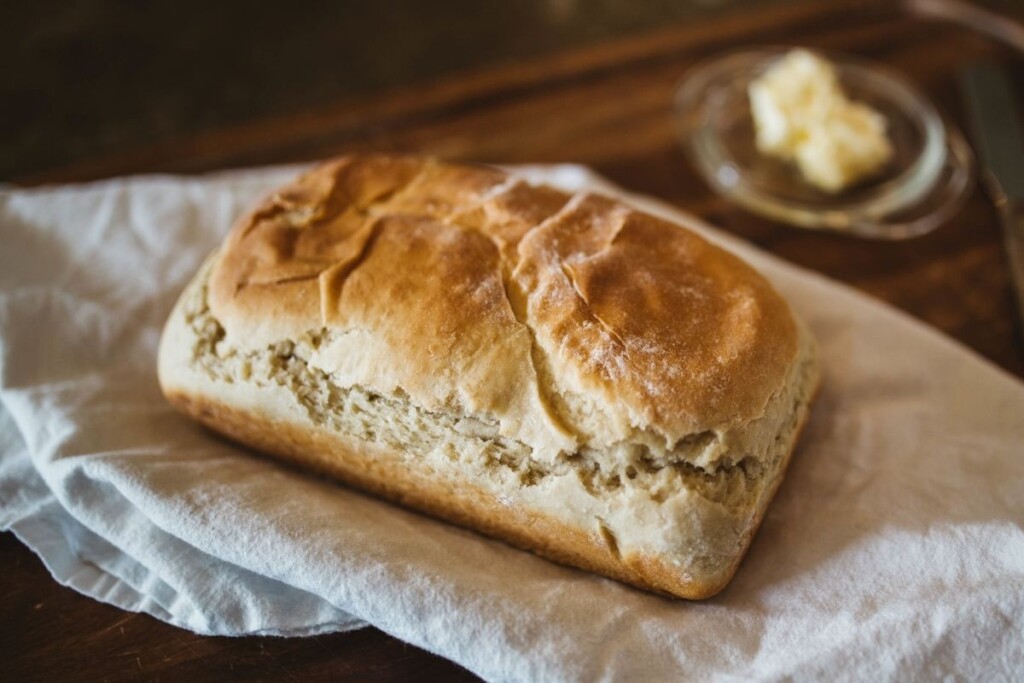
[{"x1": 749, "y1": 49, "x2": 893, "y2": 193}]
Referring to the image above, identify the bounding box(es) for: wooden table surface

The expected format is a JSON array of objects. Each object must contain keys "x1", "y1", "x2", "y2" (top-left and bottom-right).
[{"x1": 5, "y1": 1, "x2": 1024, "y2": 680}]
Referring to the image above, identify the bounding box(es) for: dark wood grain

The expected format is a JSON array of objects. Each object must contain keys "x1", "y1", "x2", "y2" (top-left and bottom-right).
[
  {"x1": 0, "y1": 533, "x2": 477, "y2": 682},
  {"x1": 5, "y1": 0, "x2": 1024, "y2": 680}
]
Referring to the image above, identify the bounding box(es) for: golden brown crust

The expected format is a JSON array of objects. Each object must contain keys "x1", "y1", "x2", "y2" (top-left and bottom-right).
[{"x1": 206, "y1": 155, "x2": 799, "y2": 451}]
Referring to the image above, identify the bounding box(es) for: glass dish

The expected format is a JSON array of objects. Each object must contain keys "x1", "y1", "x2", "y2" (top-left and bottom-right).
[{"x1": 674, "y1": 48, "x2": 973, "y2": 239}]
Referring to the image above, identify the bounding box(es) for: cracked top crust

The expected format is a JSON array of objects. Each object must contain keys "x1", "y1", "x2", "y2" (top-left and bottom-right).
[{"x1": 208, "y1": 154, "x2": 799, "y2": 460}]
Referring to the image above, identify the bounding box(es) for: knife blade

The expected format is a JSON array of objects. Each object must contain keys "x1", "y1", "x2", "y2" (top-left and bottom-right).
[{"x1": 960, "y1": 63, "x2": 1024, "y2": 336}]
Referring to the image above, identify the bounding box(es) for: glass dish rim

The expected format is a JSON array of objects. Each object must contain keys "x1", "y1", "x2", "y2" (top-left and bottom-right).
[{"x1": 674, "y1": 47, "x2": 961, "y2": 236}]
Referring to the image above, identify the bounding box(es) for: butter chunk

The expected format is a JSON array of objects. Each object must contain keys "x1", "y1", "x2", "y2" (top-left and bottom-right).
[{"x1": 749, "y1": 49, "x2": 893, "y2": 193}]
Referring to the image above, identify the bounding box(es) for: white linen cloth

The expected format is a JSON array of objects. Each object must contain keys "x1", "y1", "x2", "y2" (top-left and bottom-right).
[{"x1": 1, "y1": 164, "x2": 1022, "y2": 681}]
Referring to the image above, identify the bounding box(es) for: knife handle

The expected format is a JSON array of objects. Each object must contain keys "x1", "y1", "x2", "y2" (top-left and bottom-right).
[{"x1": 996, "y1": 197, "x2": 1024, "y2": 338}]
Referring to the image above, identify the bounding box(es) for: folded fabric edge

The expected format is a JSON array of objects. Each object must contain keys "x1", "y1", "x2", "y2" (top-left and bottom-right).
[
  {"x1": 0, "y1": 403, "x2": 368, "y2": 638},
  {"x1": 4, "y1": 480, "x2": 369, "y2": 638}
]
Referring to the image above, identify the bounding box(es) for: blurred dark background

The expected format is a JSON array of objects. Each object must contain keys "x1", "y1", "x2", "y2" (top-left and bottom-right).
[
  {"x1": 5, "y1": 0, "x2": 1021, "y2": 182},
  {"x1": 5, "y1": 0, "x2": 792, "y2": 180}
]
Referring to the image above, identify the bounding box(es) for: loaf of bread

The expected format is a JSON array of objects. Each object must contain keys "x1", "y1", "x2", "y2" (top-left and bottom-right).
[{"x1": 158, "y1": 154, "x2": 819, "y2": 599}]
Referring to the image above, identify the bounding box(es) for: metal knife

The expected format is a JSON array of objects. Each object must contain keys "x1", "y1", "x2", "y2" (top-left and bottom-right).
[{"x1": 960, "y1": 64, "x2": 1024, "y2": 336}]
